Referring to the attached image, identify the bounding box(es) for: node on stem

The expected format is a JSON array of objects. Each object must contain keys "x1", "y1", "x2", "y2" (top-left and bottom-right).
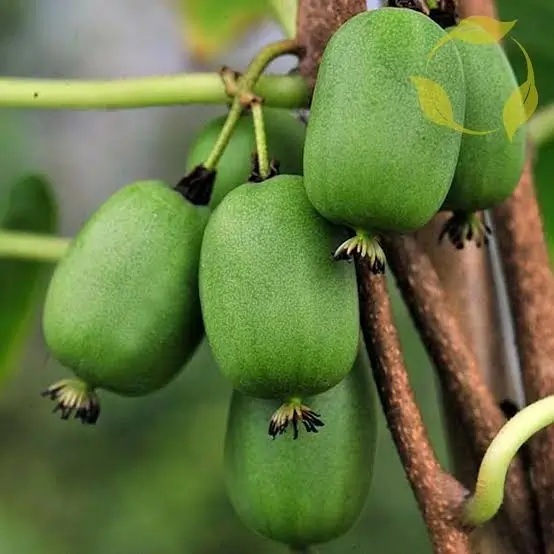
[
  {"x1": 439, "y1": 211, "x2": 492, "y2": 249},
  {"x1": 41, "y1": 379, "x2": 100, "y2": 424},
  {"x1": 174, "y1": 165, "x2": 216, "y2": 206},
  {"x1": 219, "y1": 66, "x2": 241, "y2": 98},
  {"x1": 268, "y1": 398, "x2": 324, "y2": 440}
]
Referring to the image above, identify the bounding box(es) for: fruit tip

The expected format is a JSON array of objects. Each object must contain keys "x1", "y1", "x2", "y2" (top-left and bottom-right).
[
  {"x1": 439, "y1": 211, "x2": 492, "y2": 249},
  {"x1": 41, "y1": 378, "x2": 100, "y2": 425},
  {"x1": 268, "y1": 400, "x2": 325, "y2": 440}
]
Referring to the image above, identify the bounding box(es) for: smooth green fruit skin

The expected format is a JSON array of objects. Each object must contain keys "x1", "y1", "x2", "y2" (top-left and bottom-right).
[
  {"x1": 199, "y1": 174, "x2": 359, "y2": 399},
  {"x1": 186, "y1": 108, "x2": 306, "y2": 209},
  {"x1": 442, "y1": 38, "x2": 527, "y2": 212},
  {"x1": 43, "y1": 181, "x2": 208, "y2": 396},
  {"x1": 224, "y1": 345, "x2": 378, "y2": 548},
  {"x1": 303, "y1": 8, "x2": 465, "y2": 233}
]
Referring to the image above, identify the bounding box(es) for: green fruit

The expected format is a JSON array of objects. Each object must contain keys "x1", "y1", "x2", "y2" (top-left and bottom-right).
[
  {"x1": 224, "y1": 345, "x2": 378, "y2": 548},
  {"x1": 303, "y1": 8, "x2": 465, "y2": 235},
  {"x1": 442, "y1": 38, "x2": 526, "y2": 213},
  {"x1": 186, "y1": 108, "x2": 306, "y2": 208},
  {"x1": 42, "y1": 180, "x2": 209, "y2": 423},
  {"x1": 199, "y1": 174, "x2": 359, "y2": 432}
]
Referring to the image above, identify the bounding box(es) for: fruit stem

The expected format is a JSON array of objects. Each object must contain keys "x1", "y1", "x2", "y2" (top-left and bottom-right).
[
  {"x1": 203, "y1": 101, "x2": 244, "y2": 171},
  {"x1": 0, "y1": 230, "x2": 70, "y2": 262},
  {"x1": 204, "y1": 39, "x2": 302, "y2": 172},
  {"x1": 240, "y1": 39, "x2": 302, "y2": 94},
  {"x1": 462, "y1": 395, "x2": 554, "y2": 527},
  {"x1": 251, "y1": 99, "x2": 271, "y2": 180},
  {"x1": 0, "y1": 74, "x2": 309, "y2": 111}
]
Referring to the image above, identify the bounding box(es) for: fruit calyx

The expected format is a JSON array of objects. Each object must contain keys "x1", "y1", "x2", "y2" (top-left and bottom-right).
[
  {"x1": 268, "y1": 398, "x2": 325, "y2": 440},
  {"x1": 41, "y1": 378, "x2": 100, "y2": 424},
  {"x1": 248, "y1": 153, "x2": 280, "y2": 183},
  {"x1": 334, "y1": 230, "x2": 386, "y2": 274},
  {"x1": 428, "y1": 0, "x2": 458, "y2": 29},
  {"x1": 174, "y1": 165, "x2": 216, "y2": 206},
  {"x1": 439, "y1": 211, "x2": 492, "y2": 249},
  {"x1": 386, "y1": 0, "x2": 430, "y2": 15}
]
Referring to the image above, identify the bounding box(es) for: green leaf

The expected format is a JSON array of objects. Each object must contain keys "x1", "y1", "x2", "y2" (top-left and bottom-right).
[
  {"x1": 177, "y1": 0, "x2": 271, "y2": 62},
  {"x1": 0, "y1": 174, "x2": 57, "y2": 387}
]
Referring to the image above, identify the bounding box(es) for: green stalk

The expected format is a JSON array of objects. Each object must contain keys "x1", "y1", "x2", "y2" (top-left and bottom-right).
[
  {"x1": 251, "y1": 100, "x2": 270, "y2": 178},
  {"x1": 203, "y1": 101, "x2": 244, "y2": 170},
  {"x1": 0, "y1": 74, "x2": 309, "y2": 111},
  {"x1": 463, "y1": 395, "x2": 554, "y2": 526},
  {"x1": 0, "y1": 231, "x2": 70, "y2": 262},
  {"x1": 240, "y1": 39, "x2": 301, "y2": 93},
  {"x1": 203, "y1": 39, "x2": 301, "y2": 173}
]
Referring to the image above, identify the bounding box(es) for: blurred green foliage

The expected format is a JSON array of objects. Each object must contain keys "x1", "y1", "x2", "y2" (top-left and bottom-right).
[
  {"x1": 0, "y1": 175, "x2": 57, "y2": 385},
  {"x1": 0, "y1": 2, "x2": 552, "y2": 554},
  {"x1": 500, "y1": 0, "x2": 554, "y2": 255},
  {"x1": 177, "y1": 0, "x2": 270, "y2": 61}
]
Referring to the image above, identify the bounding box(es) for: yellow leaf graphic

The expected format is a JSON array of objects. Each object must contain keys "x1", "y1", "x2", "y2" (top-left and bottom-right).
[
  {"x1": 409, "y1": 76, "x2": 497, "y2": 136},
  {"x1": 502, "y1": 38, "x2": 539, "y2": 141},
  {"x1": 428, "y1": 16, "x2": 517, "y2": 60}
]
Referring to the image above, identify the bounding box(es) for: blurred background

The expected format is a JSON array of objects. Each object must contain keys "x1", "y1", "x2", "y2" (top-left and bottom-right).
[{"x1": 0, "y1": 1, "x2": 552, "y2": 553}]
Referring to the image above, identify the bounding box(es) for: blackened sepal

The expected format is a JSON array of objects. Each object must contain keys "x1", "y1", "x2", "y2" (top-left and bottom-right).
[
  {"x1": 248, "y1": 153, "x2": 281, "y2": 183},
  {"x1": 174, "y1": 165, "x2": 216, "y2": 206}
]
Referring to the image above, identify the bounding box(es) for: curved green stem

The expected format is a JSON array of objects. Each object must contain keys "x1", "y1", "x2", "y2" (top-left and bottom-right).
[
  {"x1": 0, "y1": 230, "x2": 70, "y2": 262},
  {"x1": 269, "y1": 0, "x2": 298, "y2": 38},
  {"x1": 251, "y1": 100, "x2": 270, "y2": 179},
  {"x1": 203, "y1": 39, "x2": 301, "y2": 173},
  {"x1": 240, "y1": 39, "x2": 301, "y2": 93},
  {"x1": 463, "y1": 395, "x2": 554, "y2": 527},
  {"x1": 529, "y1": 103, "x2": 554, "y2": 147},
  {"x1": 203, "y1": 100, "x2": 244, "y2": 170},
  {"x1": 0, "y1": 74, "x2": 309, "y2": 111}
]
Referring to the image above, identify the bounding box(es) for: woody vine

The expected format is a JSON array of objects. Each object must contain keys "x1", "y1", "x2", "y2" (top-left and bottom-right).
[{"x1": 1, "y1": 1, "x2": 554, "y2": 554}]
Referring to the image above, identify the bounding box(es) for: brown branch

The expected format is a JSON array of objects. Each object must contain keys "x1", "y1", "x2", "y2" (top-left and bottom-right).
[
  {"x1": 492, "y1": 156, "x2": 554, "y2": 552},
  {"x1": 416, "y1": 217, "x2": 526, "y2": 554},
  {"x1": 456, "y1": 0, "x2": 496, "y2": 18},
  {"x1": 383, "y1": 233, "x2": 541, "y2": 554},
  {"x1": 355, "y1": 258, "x2": 471, "y2": 554},
  {"x1": 296, "y1": 0, "x2": 366, "y2": 90}
]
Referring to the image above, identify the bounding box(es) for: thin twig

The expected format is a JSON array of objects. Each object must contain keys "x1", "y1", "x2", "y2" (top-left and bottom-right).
[
  {"x1": 356, "y1": 258, "x2": 471, "y2": 554},
  {"x1": 383, "y1": 233, "x2": 541, "y2": 554},
  {"x1": 492, "y1": 156, "x2": 554, "y2": 553}
]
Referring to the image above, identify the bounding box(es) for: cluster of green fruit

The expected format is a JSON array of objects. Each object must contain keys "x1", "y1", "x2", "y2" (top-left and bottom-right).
[{"x1": 40, "y1": 6, "x2": 527, "y2": 550}]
